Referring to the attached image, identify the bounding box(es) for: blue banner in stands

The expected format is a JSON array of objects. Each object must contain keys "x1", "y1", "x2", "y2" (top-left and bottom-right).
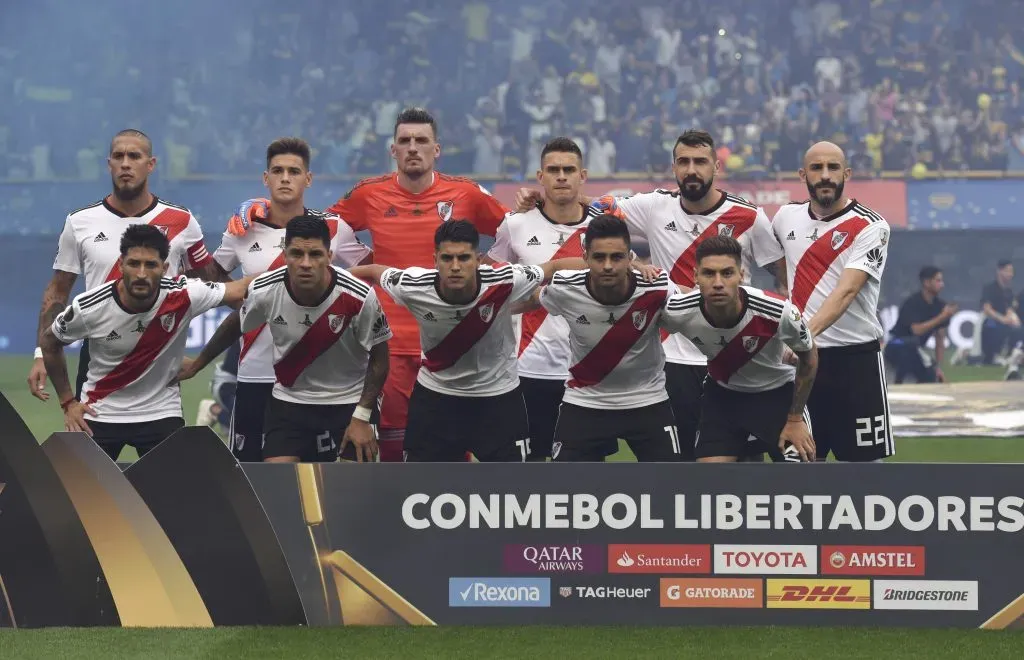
[{"x1": 906, "y1": 181, "x2": 1024, "y2": 229}]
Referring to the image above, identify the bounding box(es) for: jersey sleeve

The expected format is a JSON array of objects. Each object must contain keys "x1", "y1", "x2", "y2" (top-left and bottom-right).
[
  {"x1": 779, "y1": 299, "x2": 814, "y2": 352},
  {"x1": 212, "y1": 231, "x2": 241, "y2": 273},
  {"x1": 378, "y1": 267, "x2": 412, "y2": 308},
  {"x1": 750, "y1": 207, "x2": 785, "y2": 267},
  {"x1": 52, "y1": 215, "x2": 82, "y2": 274},
  {"x1": 182, "y1": 214, "x2": 213, "y2": 270},
  {"x1": 845, "y1": 221, "x2": 890, "y2": 281},
  {"x1": 538, "y1": 280, "x2": 568, "y2": 318},
  {"x1": 352, "y1": 288, "x2": 393, "y2": 350},
  {"x1": 327, "y1": 184, "x2": 371, "y2": 231},
  {"x1": 469, "y1": 182, "x2": 508, "y2": 237},
  {"x1": 658, "y1": 292, "x2": 698, "y2": 334},
  {"x1": 509, "y1": 264, "x2": 544, "y2": 303},
  {"x1": 50, "y1": 296, "x2": 90, "y2": 344},
  {"x1": 186, "y1": 278, "x2": 227, "y2": 317},
  {"x1": 239, "y1": 280, "x2": 269, "y2": 332},
  {"x1": 590, "y1": 194, "x2": 650, "y2": 240},
  {"x1": 329, "y1": 218, "x2": 372, "y2": 267},
  {"x1": 487, "y1": 215, "x2": 518, "y2": 262}
]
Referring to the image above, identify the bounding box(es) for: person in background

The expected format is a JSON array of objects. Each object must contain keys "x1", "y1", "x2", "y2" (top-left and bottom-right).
[
  {"x1": 980, "y1": 260, "x2": 1024, "y2": 366},
  {"x1": 884, "y1": 266, "x2": 957, "y2": 383}
]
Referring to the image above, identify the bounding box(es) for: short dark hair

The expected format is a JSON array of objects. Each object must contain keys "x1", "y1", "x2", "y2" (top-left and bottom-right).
[
  {"x1": 120, "y1": 224, "x2": 169, "y2": 261},
  {"x1": 998, "y1": 259, "x2": 1013, "y2": 269},
  {"x1": 110, "y1": 129, "x2": 153, "y2": 157},
  {"x1": 919, "y1": 266, "x2": 941, "y2": 282},
  {"x1": 266, "y1": 137, "x2": 311, "y2": 170},
  {"x1": 540, "y1": 137, "x2": 583, "y2": 165},
  {"x1": 284, "y1": 214, "x2": 331, "y2": 249},
  {"x1": 584, "y1": 213, "x2": 630, "y2": 250},
  {"x1": 394, "y1": 107, "x2": 437, "y2": 139},
  {"x1": 695, "y1": 235, "x2": 742, "y2": 266},
  {"x1": 434, "y1": 220, "x2": 479, "y2": 250},
  {"x1": 674, "y1": 129, "x2": 716, "y2": 157}
]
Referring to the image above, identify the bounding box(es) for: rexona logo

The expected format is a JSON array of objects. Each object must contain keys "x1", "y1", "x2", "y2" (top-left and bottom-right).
[
  {"x1": 660, "y1": 578, "x2": 764, "y2": 608},
  {"x1": 607, "y1": 544, "x2": 710, "y2": 574},
  {"x1": 714, "y1": 545, "x2": 817, "y2": 575},
  {"x1": 502, "y1": 544, "x2": 603, "y2": 574},
  {"x1": 821, "y1": 545, "x2": 925, "y2": 576},
  {"x1": 559, "y1": 586, "x2": 653, "y2": 600},
  {"x1": 448, "y1": 577, "x2": 551, "y2": 607},
  {"x1": 766, "y1": 579, "x2": 870, "y2": 609},
  {"x1": 873, "y1": 580, "x2": 978, "y2": 611}
]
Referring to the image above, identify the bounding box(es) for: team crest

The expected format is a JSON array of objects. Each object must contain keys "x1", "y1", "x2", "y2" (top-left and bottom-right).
[
  {"x1": 551, "y1": 441, "x2": 562, "y2": 460},
  {"x1": 718, "y1": 224, "x2": 735, "y2": 237},
  {"x1": 153, "y1": 225, "x2": 169, "y2": 236},
  {"x1": 328, "y1": 314, "x2": 346, "y2": 333},
  {"x1": 160, "y1": 313, "x2": 176, "y2": 332},
  {"x1": 632, "y1": 310, "x2": 648, "y2": 330},
  {"x1": 436, "y1": 201, "x2": 454, "y2": 222},
  {"x1": 742, "y1": 336, "x2": 759, "y2": 353},
  {"x1": 831, "y1": 231, "x2": 849, "y2": 250},
  {"x1": 478, "y1": 303, "x2": 495, "y2": 323}
]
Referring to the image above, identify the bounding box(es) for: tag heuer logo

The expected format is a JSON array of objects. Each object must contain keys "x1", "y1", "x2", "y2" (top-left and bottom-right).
[
  {"x1": 866, "y1": 248, "x2": 884, "y2": 269},
  {"x1": 478, "y1": 303, "x2": 495, "y2": 323},
  {"x1": 742, "y1": 335, "x2": 759, "y2": 353},
  {"x1": 272, "y1": 315, "x2": 288, "y2": 325},
  {"x1": 831, "y1": 231, "x2": 849, "y2": 251},
  {"x1": 436, "y1": 201, "x2": 454, "y2": 222},
  {"x1": 575, "y1": 314, "x2": 590, "y2": 325},
  {"x1": 93, "y1": 232, "x2": 108, "y2": 242},
  {"x1": 632, "y1": 310, "x2": 648, "y2": 330},
  {"x1": 559, "y1": 587, "x2": 573, "y2": 598},
  {"x1": 249, "y1": 242, "x2": 262, "y2": 253},
  {"x1": 160, "y1": 313, "x2": 176, "y2": 333},
  {"x1": 526, "y1": 236, "x2": 541, "y2": 246},
  {"x1": 328, "y1": 314, "x2": 346, "y2": 333}
]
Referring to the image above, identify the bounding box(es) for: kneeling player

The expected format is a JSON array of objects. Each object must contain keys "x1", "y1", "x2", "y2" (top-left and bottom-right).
[
  {"x1": 350, "y1": 220, "x2": 586, "y2": 462},
  {"x1": 41, "y1": 225, "x2": 252, "y2": 460},
  {"x1": 660, "y1": 236, "x2": 817, "y2": 462},
  {"x1": 532, "y1": 214, "x2": 681, "y2": 462},
  {"x1": 239, "y1": 215, "x2": 391, "y2": 463}
]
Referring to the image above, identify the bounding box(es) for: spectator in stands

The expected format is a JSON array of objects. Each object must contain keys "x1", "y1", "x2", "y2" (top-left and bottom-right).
[
  {"x1": 884, "y1": 266, "x2": 957, "y2": 383},
  {"x1": 980, "y1": 260, "x2": 1024, "y2": 365}
]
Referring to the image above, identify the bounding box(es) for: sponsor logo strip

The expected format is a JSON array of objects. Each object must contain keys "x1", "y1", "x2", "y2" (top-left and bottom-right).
[
  {"x1": 660, "y1": 578, "x2": 764, "y2": 608},
  {"x1": 821, "y1": 545, "x2": 926, "y2": 576},
  {"x1": 607, "y1": 544, "x2": 710, "y2": 574},
  {"x1": 559, "y1": 585, "x2": 653, "y2": 600},
  {"x1": 448, "y1": 578, "x2": 550, "y2": 607},
  {"x1": 766, "y1": 579, "x2": 871, "y2": 609},
  {"x1": 873, "y1": 580, "x2": 978, "y2": 611},
  {"x1": 714, "y1": 544, "x2": 817, "y2": 575}
]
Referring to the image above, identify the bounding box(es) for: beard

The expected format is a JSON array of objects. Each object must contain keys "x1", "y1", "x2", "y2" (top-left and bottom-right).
[
  {"x1": 112, "y1": 176, "x2": 146, "y2": 201},
  {"x1": 807, "y1": 179, "x2": 845, "y2": 207},
  {"x1": 677, "y1": 174, "x2": 714, "y2": 202}
]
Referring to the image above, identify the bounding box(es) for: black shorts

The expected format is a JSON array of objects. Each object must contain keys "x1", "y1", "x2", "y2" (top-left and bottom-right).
[
  {"x1": 404, "y1": 383, "x2": 528, "y2": 462},
  {"x1": 695, "y1": 380, "x2": 800, "y2": 462},
  {"x1": 552, "y1": 400, "x2": 681, "y2": 462},
  {"x1": 88, "y1": 416, "x2": 184, "y2": 461},
  {"x1": 808, "y1": 341, "x2": 893, "y2": 462},
  {"x1": 263, "y1": 397, "x2": 380, "y2": 463},
  {"x1": 229, "y1": 382, "x2": 274, "y2": 462},
  {"x1": 519, "y1": 376, "x2": 565, "y2": 461}
]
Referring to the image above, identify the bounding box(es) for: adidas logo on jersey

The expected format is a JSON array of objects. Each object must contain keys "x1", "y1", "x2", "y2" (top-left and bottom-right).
[
  {"x1": 664, "y1": 221, "x2": 677, "y2": 231},
  {"x1": 575, "y1": 314, "x2": 590, "y2": 325},
  {"x1": 272, "y1": 315, "x2": 287, "y2": 325},
  {"x1": 526, "y1": 236, "x2": 541, "y2": 246},
  {"x1": 249, "y1": 242, "x2": 262, "y2": 253},
  {"x1": 691, "y1": 336, "x2": 704, "y2": 346},
  {"x1": 422, "y1": 311, "x2": 437, "y2": 322},
  {"x1": 786, "y1": 231, "x2": 796, "y2": 240},
  {"x1": 385, "y1": 206, "x2": 398, "y2": 217},
  {"x1": 93, "y1": 232, "x2": 108, "y2": 242},
  {"x1": 104, "y1": 330, "x2": 121, "y2": 341}
]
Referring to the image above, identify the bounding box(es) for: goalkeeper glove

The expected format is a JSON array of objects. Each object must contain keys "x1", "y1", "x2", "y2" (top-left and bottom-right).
[{"x1": 227, "y1": 198, "x2": 271, "y2": 236}]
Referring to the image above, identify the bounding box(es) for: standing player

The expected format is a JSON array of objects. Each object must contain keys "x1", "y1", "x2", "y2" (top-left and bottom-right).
[
  {"x1": 526, "y1": 214, "x2": 681, "y2": 462},
  {"x1": 349, "y1": 221, "x2": 587, "y2": 462},
  {"x1": 238, "y1": 216, "x2": 391, "y2": 464},
  {"x1": 227, "y1": 108, "x2": 510, "y2": 461},
  {"x1": 517, "y1": 129, "x2": 786, "y2": 461},
  {"x1": 39, "y1": 225, "x2": 251, "y2": 460},
  {"x1": 27, "y1": 129, "x2": 222, "y2": 403},
  {"x1": 176, "y1": 137, "x2": 372, "y2": 462},
  {"x1": 483, "y1": 137, "x2": 600, "y2": 461},
  {"x1": 772, "y1": 141, "x2": 893, "y2": 462},
  {"x1": 660, "y1": 236, "x2": 818, "y2": 463}
]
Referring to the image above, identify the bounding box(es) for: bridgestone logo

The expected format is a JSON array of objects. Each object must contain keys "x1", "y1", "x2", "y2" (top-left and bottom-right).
[{"x1": 883, "y1": 589, "x2": 968, "y2": 602}]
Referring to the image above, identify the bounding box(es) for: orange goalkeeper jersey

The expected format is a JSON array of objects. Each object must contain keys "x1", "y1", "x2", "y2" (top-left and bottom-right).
[{"x1": 328, "y1": 172, "x2": 509, "y2": 356}]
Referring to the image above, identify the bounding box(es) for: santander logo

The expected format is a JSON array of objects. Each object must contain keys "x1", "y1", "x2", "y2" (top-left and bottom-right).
[{"x1": 714, "y1": 545, "x2": 817, "y2": 575}]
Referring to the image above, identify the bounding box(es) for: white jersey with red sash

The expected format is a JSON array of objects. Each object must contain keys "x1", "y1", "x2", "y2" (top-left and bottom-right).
[
  {"x1": 771, "y1": 200, "x2": 890, "y2": 348},
  {"x1": 598, "y1": 190, "x2": 783, "y2": 365},
  {"x1": 213, "y1": 209, "x2": 371, "y2": 383},
  {"x1": 51, "y1": 277, "x2": 227, "y2": 422},
  {"x1": 539, "y1": 270, "x2": 673, "y2": 410},
  {"x1": 378, "y1": 263, "x2": 544, "y2": 397},
  {"x1": 53, "y1": 197, "x2": 212, "y2": 287},
  {"x1": 487, "y1": 204, "x2": 596, "y2": 380},
  {"x1": 240, "y1": 266, "x2": 390, "y2": 405},
  {"x1": 660, "y1": 286, "x2": 813, "y2": 392}
]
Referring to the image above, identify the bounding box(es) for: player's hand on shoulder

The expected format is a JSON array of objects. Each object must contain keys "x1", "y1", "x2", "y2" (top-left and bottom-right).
[
  {"x1": 227, "y1": 198, "x2": 271, "y2": 236},
  {"x1": 514, "y1": 188, "x2": 543, "y2": 213},
  {"x1": 632, "y1": 260, "x2": 661, "y2": 283}
]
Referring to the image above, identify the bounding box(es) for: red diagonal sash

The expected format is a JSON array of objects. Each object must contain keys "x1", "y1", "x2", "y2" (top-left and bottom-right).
[
  {"x1": 239, "y1": 219, "x2": 340, "y2": 364},
  {"x1": 518, "y1": 227, "x2": 587, "y2": 357},
  {"x1": 104, "y1": 208, "x2": 192, "y2": 282},
  {"x1": 422, "y1": 283, "x2": 515, "y2": 372},
  {"x1": 567, "y1": 290, "x2": 667, "y2": 388},
  {"x1": 669, "y1": 205, "x2": 757, "y2": 288},
  {"x1": 707, "y1": 315, "x2": 780, "y2": 384},
  {"x1": 791, "y1": 217, "x2": 869, "y2": 311},
  {"x1": 85, "y1": 288, "x2": 192, "y2": 404},
  {"x1": 274, "y1": 289, "x2": 362, "y2": 387}
]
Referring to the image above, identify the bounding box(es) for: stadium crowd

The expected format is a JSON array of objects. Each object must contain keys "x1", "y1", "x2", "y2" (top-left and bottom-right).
[{"x1": 3, "y1": 0, "x2": 1024, "y2": 180}]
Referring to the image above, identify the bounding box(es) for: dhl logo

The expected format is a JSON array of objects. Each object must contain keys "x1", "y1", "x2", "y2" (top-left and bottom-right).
[{"x1": 766, "y1": 579, "x2": 871, "y2": 609}]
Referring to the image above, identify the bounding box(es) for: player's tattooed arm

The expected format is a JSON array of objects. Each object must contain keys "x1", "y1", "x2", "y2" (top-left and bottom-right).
[
  {"x1": 765, "y1": 258, "x2": 789, "y2": 297},
  {"x1": 36, "y1": 270, "x2": 77, "y2": 344},
  {"x1": 39, "y1": 326, "x2": 89, "y2": 428},
  {"x1": 358, "y1": 341, "x2": 389, "y2": 410},
  {"x1": 189, "y1": 259, "x2": 233, "y2": 283},
  {"x1": 347, "y1": 265, "x2": 390, "y2": 286},
  {"x1": 807, "y1": 268, "x2": 869, "y2": 336},
  {"x1": 510, "y1": 289, "x2": 542, "y2": 315},
  {"x1": 782, "y1": 343, "x2": 819, "y2": 462},
  {"x1": 176, "y1": 311, "x2": 243, "y2": 383}
]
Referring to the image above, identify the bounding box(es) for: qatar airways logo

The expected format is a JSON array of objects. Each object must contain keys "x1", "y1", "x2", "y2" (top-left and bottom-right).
[
  {"x1": 714, "y1": 545, "x2": 817, "y2": 575},
  {"x1": 502, "y1": 545, "x2": 603, "y2": 574}
]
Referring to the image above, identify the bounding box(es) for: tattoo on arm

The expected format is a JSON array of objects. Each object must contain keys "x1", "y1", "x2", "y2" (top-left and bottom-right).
[
  {"x1": 194, "y1": 311, "x2": 243, "y2": 371},
  {"x1": 189, "y1": 261, "x2": 232, "y2": 282},
  {"x1": 37, "y1": 272, "x2": 77, "y2": 345},
  {"x1": 358, "y1": 342, "x2": 390, "y2": 409},
  {"x1": 41, "y1": 329, "x2": 73, "y2": 402},
  {"x1": 789, "y1": 347, "x2": 818, "y2": 416}
]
